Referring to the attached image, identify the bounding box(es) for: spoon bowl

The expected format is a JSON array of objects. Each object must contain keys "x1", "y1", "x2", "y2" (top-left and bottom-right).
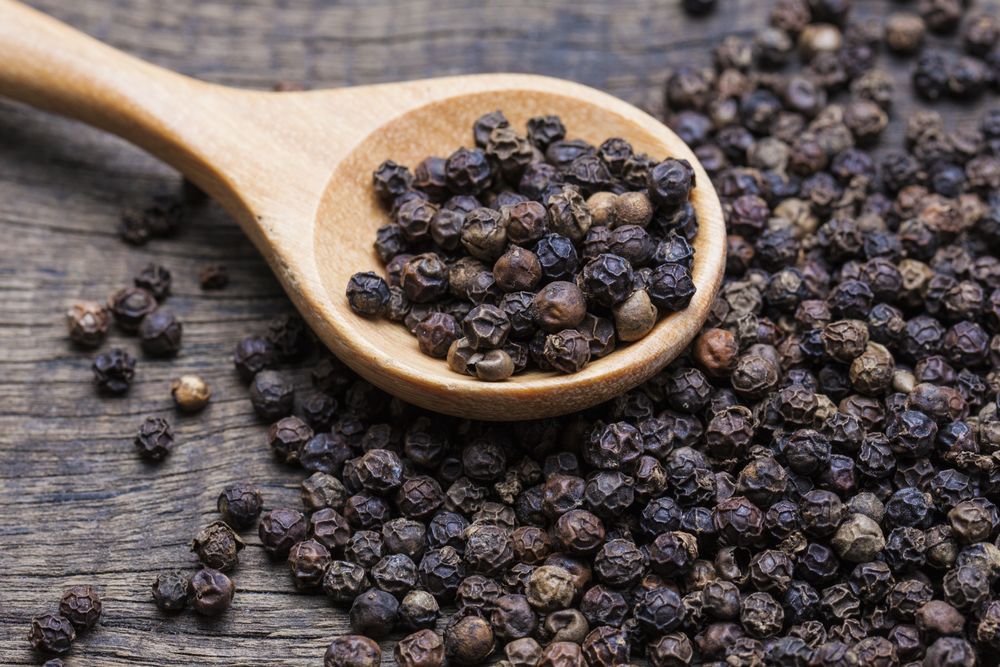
[{"x1": 0, "y1": 0, "x2": 725, "y2": 420}]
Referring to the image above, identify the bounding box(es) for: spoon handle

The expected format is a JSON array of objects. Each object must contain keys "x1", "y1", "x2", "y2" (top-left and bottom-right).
[{"x1": 0, "y1": 0, "x2": 242, "y2": 191}]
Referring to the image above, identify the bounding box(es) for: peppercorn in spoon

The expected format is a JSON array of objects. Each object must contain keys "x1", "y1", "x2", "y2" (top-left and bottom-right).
[{"x1": 0, "y1": 0, "x2": 724, "y2": 419}]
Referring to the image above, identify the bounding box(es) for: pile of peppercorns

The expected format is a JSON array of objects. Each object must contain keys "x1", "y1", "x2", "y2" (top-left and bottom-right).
[
  {"x1": 205, "y1": 0, "x2": 1000, "y2": 665},
  {"x1": 27, "y1": 585, "x2": 102, "y2": 663},
  {"x1": 345, "y1": 112, "x2": 700, "y2": 381}
]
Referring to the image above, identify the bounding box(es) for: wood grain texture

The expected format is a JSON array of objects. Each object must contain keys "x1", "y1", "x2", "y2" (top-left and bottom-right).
[{"x1": 0, "y1": 0, "x2": 996, "y2": 664}]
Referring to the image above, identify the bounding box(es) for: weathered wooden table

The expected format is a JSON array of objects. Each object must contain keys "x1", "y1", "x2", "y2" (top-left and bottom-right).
[{"x1": 0, "y1": 1, "x2": 995, "y2": 664}]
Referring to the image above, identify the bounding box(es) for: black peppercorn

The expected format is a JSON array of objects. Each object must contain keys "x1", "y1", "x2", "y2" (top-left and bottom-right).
[
  {"x1": 350, "y1": 587, "x2": 399, "y2": 638},
  {"x1": 151, "y1": 571, "x2": 189, "y2": 613},
  {"x1": 92, "y1": 347, "x2": 136, "y2": 395},
  {"x1": 232, "y1": 335, "x2": 275, "y2": 382},
  {"x1": 138, "y1": 308, "x2": 182, "y2": 356},
  {"x1": 346, "y1": 272, "x2": 390, "y2": 316},
  {"x1": 250, "y1": 370, "x2": 295, "y2": 420},
  {"x1": 108, "y1": 286, "x2": 157, "y2": 332},
  {"x1": 191, "y1": 521, "x2": 244, "y2": 574},
  {"x1": 27, "y1": 614, "x2": 75, "y2": 655},
  {"x1": 133, "y1": 262, "x2": 172, "y2": 300},
  {"x1": 58, "y1": 585, "x2": 102, "y2": 631},
  {"x1": 189, "y1": 567, "x2": 234, "y2": 616},
  {"x1": 217, "y1": 483, "x2": 262, "y2": 530},
  {"x1": 258, "y1": 507, "x2": 308, "y2": 558}
]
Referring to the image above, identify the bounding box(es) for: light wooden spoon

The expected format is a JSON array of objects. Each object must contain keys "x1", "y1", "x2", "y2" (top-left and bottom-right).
[{"x1": 0, "y1": 0, "x2": 725, "y2": 420}]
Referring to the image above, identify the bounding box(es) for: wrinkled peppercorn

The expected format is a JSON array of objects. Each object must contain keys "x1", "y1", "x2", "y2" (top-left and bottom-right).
[
  {"x1": 92, "y1": 347, "x2": 136, "y2": 395},
  {"x1": 27, "y1": 614, "x2": 75, "y2": 655},
  {"x1": 66, "y1": 301, "x2": 110, "y2": 348},
  {"x1": 151, "y1": 571, "x2": 189, "y2": 613}
]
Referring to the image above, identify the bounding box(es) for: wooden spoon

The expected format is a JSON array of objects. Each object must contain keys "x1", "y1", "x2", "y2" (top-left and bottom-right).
[{"x1": 0, "y1": 0, "x2": 725, "y2": 420}]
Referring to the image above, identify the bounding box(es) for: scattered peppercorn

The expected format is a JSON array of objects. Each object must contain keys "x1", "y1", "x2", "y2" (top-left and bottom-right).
[
  {"x1": 92, "y1": 347, "x2": 136, "y2": 395},
  {"x1": 58, "y1": 585, "x2": 101, "y2": 631},
  {"x1": 66, "y1": 301, "x2": 110, "y2": 348},
  {"x1": 188, "y1": 568, "x2": 234, "y2": 616},
  {"x1": 199, "y1": 264, "x2": 229, "y2": 290},
  {"x1": 27, "y1": 614, "x2": 75, "y2": 655},
  {"x1": 171, "y1": 374, "x2": 211, "y2": 412},
  {"x1": 135, "y1": 416, "x2": 174, "y2": 461},
  {"x1": 217, "y1": 483, "x2": 263, "y2": 529},
  {"x1": 151, "y1": 571, "x2": 189, "y2": 612}
]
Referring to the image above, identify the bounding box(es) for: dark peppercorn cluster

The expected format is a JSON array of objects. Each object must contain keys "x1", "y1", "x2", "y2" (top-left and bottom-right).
[
  {"x1": 73, "y1": 262, "x2": 192, "y2": 397},
  {"x1": 346, "y1": 111, "x2": 701, "y2": 381},
  {"x1": 27, "y1": 585, "x2": 102, "y2": 658}
]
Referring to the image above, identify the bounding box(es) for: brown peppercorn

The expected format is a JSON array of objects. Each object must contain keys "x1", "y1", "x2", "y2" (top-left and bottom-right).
[
  {"x1": 554, "y1": 509, "x2": 606, "y2": 554},
  {"x1": 59, "y1": 585, "x2": 102, "y2": 631},
  {"x1": 849, "y1": 342, "x2": 895, "y2": 395},
  {"x1": 302, "y1": 472, "x2": 349, "y2": 512},
  {"x1": 822, "y1": 319, "x2": 869, "y2": 363},
  {"x1": 887, "y1": 13, "x2": 926, "y2": 54},
  {"x1": 475, "y1": 349, "x2": 515, "y2": 382},
  {"x1": 543, "y1": 329, "x2": 592, "y2": 374},
  {"x1": 151, "y1": 571, "x2": 189, "y2": 612},
  {"x1": 614, "y1": 191, "x2": 654, "y2": 228},
  {"x1": 694, "y1": 328, "x2": 738, "y2": 377},
  {"x1": 613, "y1": 289, "x2": 657, "y2": 342},
  {"x1": 464, "y1": 304, "x2": 511, "y2": 350},
  {"x1": 462, "y1": 207, "x2": 508, "y2": 261},
  {"x1": 398, "y1": 590, "x2": 439, "y2": 631},
  {"x1": 258, "y1": 507, "x2": 308, "y2": 558},
  {"x1": 189, "y1": 567, "x2": 234, "y2": 616},
  {"x1": 916, "y1": 599, "x2": 965, "y2": 637},
  {"x1": 396, "y1": 629, "x2": 445, "y2": 667},
  {"x1": 445, "y1": 615, "x2": 495, "y2": 665},
  {"x1": 831, "y1": 514, "x2": 886, "y2": 563},
  {"x1": 538, "y1": 641, "x2": 585, "y2": 667},
  {"x1": 325, "y1": 635, "x2": 382, "y2": 667},
  {"x1": 191, "y1": 521, "x2": 245, "y2": 572},
  {"x1": 534, "y1": 281, "x2": 587, "y2": 333},
  {"x1": 731, "y1": 354, "x2": 780, "y2": 399},
  {"x1": 447, "y1": 338, "x2": 483, "y2": 376},
  {"x1": 543, "y1": 609, "x2": 591, "y2": 644},
  {"x1": 547, "y1": 188, "x2": 593, "y2": 243},
  {"x1": 218, "y1": 483, "x2": 263, "y2": 529},
  {"x1": 494, "y1": 246, "x2": 542, "y2": 292},
  {"x1": 66, "y1": 301, "x2": 110, "y2": 348},
  {"x1": 402, "y1": 253, "x2": 450, "y2": 303},
  {"x1": 587, "y1": 192, "x2": 617, "y2": 227},
  {"x1": 491, "y1": 593, "x2": 538, "y2": 641},
  {"x1": 171, "y1": 374, "x2": 211, "y2": 412},
  {"x1": 288, "y1": 538, "x2": 332, "y2": 590},
  {"x1": 526, "y1": 565, "x2": 576, "y2": 612},
  {"x1": 503, "y1": 200, "x2": 549, "y2": 246},
  {"x1": 415, "y1": 312, "x2": 461, "y2": 359},
  {"x1": 799, "y1": 23, "x2": 843, "y2": 61},
  {"x1": 648, "y1": 632, "x2": 694, "y2": 667},
  {"x1": 582, "y1": 625, "x2": 630, "y2": 666},
  {"x1": 27, "y1": 614, "x2": 75, "y2": 655},
  {"x1": 506, "y1": 637, "x2": 543, "y2": 667}
]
